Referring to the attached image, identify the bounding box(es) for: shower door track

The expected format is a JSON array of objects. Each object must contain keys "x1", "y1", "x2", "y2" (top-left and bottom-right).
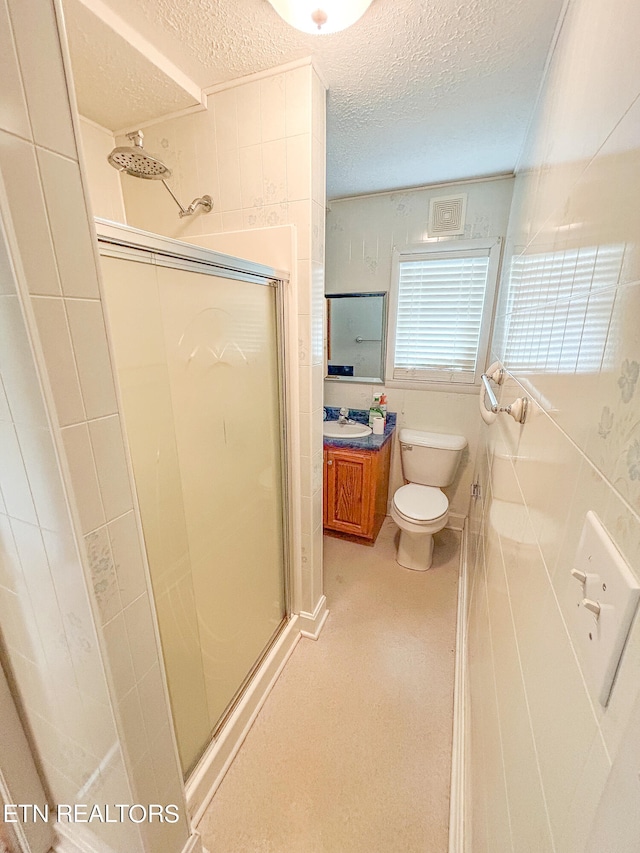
[
  {"x1": 209, "y1": 614, "x2": 290, "y2": 743},
  {"x1": 95, "y1": 219, "x2": 295, "y2": 778}
]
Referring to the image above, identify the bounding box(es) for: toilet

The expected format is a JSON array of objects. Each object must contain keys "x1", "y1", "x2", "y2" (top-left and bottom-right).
[{"x1": 391, "y1": 428, "x2": 467, "y2": 571}]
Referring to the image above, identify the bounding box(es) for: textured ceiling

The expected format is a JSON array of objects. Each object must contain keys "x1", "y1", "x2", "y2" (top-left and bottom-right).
[
  {"x1": 63, "y1": 0, "x2": 201, "y2": 131},
  {"x1": 62, "y1": 0, "x2": 565, "y2": 198}
]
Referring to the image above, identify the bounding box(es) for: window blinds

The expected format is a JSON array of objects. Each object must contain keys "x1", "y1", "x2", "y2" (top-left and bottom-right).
[
  {"x1": 502, "y1": 245, "x2": 623, "y2": 374},
  {"x1": 393, "y1": 249, "x2": 491, "y2": 383}
]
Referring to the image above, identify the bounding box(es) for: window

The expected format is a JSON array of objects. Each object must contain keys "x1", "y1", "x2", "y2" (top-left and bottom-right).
[
  {"x1": 500, "y1": 244, "x2": 623, "y2": 374},
  {"x1": 386, "y1": 237, "x2": 502, "y2": 388}
]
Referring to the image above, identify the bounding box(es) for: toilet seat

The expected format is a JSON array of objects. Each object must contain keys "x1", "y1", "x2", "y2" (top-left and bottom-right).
[{"x1": 393, "y1": 483, "x2": 448, "y2": 523}]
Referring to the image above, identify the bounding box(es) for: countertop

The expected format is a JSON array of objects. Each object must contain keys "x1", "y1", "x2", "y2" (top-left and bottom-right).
[{"x1": 323, "y1": 407, "x2": 396, "y2": 452}]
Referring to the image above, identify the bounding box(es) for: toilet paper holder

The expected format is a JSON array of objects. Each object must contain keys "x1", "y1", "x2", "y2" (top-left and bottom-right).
[{"x1": 480, "y1": 363, "x2": 529, "y2": 425}]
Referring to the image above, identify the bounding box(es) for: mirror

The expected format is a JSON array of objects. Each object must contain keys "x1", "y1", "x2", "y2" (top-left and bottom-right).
[{"x1": 326, "y1": 292, "x2": 387, "y2": 383}]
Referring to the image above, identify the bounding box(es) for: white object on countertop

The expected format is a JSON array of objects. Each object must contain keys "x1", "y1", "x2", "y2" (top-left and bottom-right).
[{"x1": 372, "y1": 416, "x2": 385, "y2": 435}]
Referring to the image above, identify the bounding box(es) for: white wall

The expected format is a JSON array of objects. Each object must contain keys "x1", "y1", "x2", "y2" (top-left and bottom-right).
[
  {"x1": 466, "y1": 0, "x2": 640, "y2": 849},
  {"x1": 324, "y1": 177, "x2": 514, "y2": 519}
]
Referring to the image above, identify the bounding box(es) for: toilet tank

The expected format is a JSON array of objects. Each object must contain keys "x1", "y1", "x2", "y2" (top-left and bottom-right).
[{"x1": 399, "y1": 428, "x2": 467, "y2": 487}]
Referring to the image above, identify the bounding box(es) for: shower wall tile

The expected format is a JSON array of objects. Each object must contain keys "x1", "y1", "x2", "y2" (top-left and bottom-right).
[
  {"x1": 241, "y1": 201, "x2": 290, "y2": 230},
  {"x1": 123, "y1": 593, "x2": 160, "y2": 682},
  {"x1": 31, "y1": 295, "x2": 85, "y2": 426},
  {"x1": 262, "y1": 138, "x2": 287, "y2": 204},
  {"x1": 60, "y1": 422, "x2": 104, "y2": 534},
  {"x1": 239, "y1": 143, "x2": 264, "y2": 209},
  {"x1": 236, "y1": 81, "x2": 262, "y2": 148},
  {"x1": 85, "y1": 525, "x2": 119, "y2": 625},
  {"x1": 312, "y1": 134, "x2": 326, "y2": 207},
  {"x1": 287, "y1": 134, "x2": 312, "y2": 201},
  {"x1": 218, "y1": 149, "x2": 242, "y2": 211},
  {"x1": 77, "y1": 119, "x2": 126, "y2": 223},
  {"x1": 0, "y1": 0, "x2": 30, "y2": 142},
  {"x1": 107, "y1": 511, "x2": 147, "y2": 608},
  {"x1": 6, "y1": 0, "x2": 76, "y2": 159},
  {"x1": 212, "y1": 87, "x2": 238, "y2": 153},
  {"x1": 261, "y1": 73, "x2": 286, "y2": 142},
  {"x1": 65, "y1": 298, "x2": 118, "y2": 420},
  {"x1": 0, "y1": 421, "x2": 38, "y2": 524},
  {"x1": 299, "y1": 365, "x2": 312, "y2": 414},
  {"x1": 36, "y1": 149, "x2": 100, "y2": 299},
  {"x1": 296, "y1": 260, "x2": 311, "y2": 314},
  {"x1": 289, "y1": 200, "x2": 311, "y2": 260},
  {"x1": 102, "y1": 612, "x2": 137, "y2": 698},
  {"x1": 0, "y1": 131, "x2": 61, "y2": 296},
  {"x1": 222, "y1": 209, "x2": 243, "y2": 231},
  {"x1": 88, "y1": 415, "x2": 133, "y2": 522},
  {"x1": 137, "y1": 662, "x2": 172, "y2": 741},
  {"x1": 285, "y1": 66, "x2": 312, "y2": 137},
  {"x1": 0, "y1": 296, "x2": 48, "y2": 428},
  {"x1": 312, "y1": 71, "x2": 326, "y2": 145},
  {"x1": 298, "y1": 312, "x2": 312, "y2": 366},
  {"x1": 16, "y1": 423, "x2": 70, "y2": 532},
  {"x1": 118, "y1": 688, "x2": 149, "y2": 767}
]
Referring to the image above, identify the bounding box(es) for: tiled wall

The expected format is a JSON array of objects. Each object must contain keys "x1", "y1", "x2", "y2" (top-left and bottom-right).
[
  {"x1": 77, "y1": 117, "x2": 126, "y2": 223},
  {"x1": 112, "y1": 61, "x2": 327, "y2": 616},
  {"x1": 0, "y1": 2, "x2": 188, "y2": 852},
  {"x1": 324, "y1": 178, "x2": 514, "y2": 520},
  {"x1": 466, "y1": 0, "x2": 640, "y2": 848}
]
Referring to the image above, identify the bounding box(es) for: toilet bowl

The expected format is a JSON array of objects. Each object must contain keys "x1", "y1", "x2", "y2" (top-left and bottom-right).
[
  {"x1": 392, "y1": 429, "x2": 466, "y2": 571},
  {"x1": 391, "y1": 484, "x2": 449, "y2": 570}
]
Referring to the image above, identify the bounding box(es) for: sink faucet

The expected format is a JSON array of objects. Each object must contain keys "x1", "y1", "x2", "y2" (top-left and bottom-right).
[{"x1": 338, "y1": 407, "x2": 349, "y2": 424}]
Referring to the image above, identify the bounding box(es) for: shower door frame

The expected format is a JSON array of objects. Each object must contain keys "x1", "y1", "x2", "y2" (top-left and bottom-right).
[{"x1": 94, "y1": 219, "x2": 298, "y2": 793}]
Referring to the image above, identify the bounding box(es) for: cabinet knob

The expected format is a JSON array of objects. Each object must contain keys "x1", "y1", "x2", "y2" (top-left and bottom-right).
[{"x1": 327, "y1": 460, "x2": 333, "y2": 465}]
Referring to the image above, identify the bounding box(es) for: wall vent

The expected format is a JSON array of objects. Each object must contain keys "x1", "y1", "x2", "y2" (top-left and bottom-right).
[{"x1": 428, "y1": 193, "x2": 468, "y2": 236}]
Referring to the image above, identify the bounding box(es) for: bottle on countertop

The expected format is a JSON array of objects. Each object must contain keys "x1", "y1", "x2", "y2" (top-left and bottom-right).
[
  {"x1": 379, "y1": 393, "x2": 387, "y2": 418},
  {"x1": 368, "y1": 392, "x2": 385, "y2": 428}
]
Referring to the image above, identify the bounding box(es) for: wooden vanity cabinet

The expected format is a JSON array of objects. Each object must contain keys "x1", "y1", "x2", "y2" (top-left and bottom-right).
[{"x1": 323, "y1": 439, "x2": 392, "y2": 545}]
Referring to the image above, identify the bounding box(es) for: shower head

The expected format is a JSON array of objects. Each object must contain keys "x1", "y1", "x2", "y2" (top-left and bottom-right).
[
  {"x1": 107, "y1": 130, "x2": 171, "y2": 180},
  {"x1": 107, "y1": 130, "x2": 213, "y2": 218}
]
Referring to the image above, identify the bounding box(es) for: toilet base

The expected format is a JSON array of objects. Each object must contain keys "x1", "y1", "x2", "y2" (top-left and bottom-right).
[{"x1": 396, "y1": 529, "x2": 434, "y2": 572}]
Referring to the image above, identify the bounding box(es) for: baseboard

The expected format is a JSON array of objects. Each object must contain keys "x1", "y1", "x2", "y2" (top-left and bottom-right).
[
  {"x1": 182, "y1": 831, "x2": 203, "y2": 853},
  {"x1": 53, "y1": 822, "x2": 118, "y2": 853},
  {"x1": 185, "y1": 615, "x2": 301, "y2": 826},
  {"x1": 446, "y1": 512, "x2": 466, "y2": 532},
  {"x1": 298, "y1": 595, "x2": 329, "y2": 640},
  {"x1": 448, "y1": 520, "x2": 468, "y2": 853}
]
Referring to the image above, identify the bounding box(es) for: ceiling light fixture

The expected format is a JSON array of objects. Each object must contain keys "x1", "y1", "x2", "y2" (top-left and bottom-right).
[{"x1": 266, "y1": 0, "x2": 373, "y2": 34}]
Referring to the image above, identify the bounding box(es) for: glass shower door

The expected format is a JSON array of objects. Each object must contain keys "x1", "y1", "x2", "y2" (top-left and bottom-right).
[{"x1": 100, "y1": 250, "x2": 287, "y2": 776}]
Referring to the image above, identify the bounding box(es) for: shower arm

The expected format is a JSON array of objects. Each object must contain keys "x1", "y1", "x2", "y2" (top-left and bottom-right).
[{"x1": 161, "y1": 179, "x2": 213, "y2": 218}]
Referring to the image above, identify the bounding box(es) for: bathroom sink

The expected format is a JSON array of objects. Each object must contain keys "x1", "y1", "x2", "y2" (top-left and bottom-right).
[{"x1": 323, "y1": 421, "x2": 372, "y2": 439}]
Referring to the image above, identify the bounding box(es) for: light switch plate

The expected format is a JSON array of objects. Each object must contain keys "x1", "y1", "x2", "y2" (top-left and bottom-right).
[{"x1": 571, "y1": 511, "x2": 640, "y2": 706}]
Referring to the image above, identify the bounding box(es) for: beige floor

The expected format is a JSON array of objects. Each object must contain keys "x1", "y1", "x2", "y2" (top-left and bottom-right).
[{"x1": 198, "y1": 518, "x2": 460, "y2": 853}]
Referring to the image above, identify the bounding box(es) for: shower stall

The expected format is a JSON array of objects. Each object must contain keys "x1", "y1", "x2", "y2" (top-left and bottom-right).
[{"x1": 96, "y1": 221, "x2": 290, "y2": 777}]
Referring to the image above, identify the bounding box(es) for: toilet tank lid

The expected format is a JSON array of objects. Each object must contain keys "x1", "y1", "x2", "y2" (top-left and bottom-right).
[{"x1": 399, "y1": 428, "x2": 467, "y2": 451}]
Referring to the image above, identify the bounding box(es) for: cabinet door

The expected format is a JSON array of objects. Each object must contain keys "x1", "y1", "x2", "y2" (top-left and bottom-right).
[{"x1": 325, "y1": 449, "x2": 374, "y2": 537}]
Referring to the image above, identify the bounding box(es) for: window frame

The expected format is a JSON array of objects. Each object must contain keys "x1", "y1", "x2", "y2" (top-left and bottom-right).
[{"x1": 385, "y1": 236, "x2": 503, "y2": 392}]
